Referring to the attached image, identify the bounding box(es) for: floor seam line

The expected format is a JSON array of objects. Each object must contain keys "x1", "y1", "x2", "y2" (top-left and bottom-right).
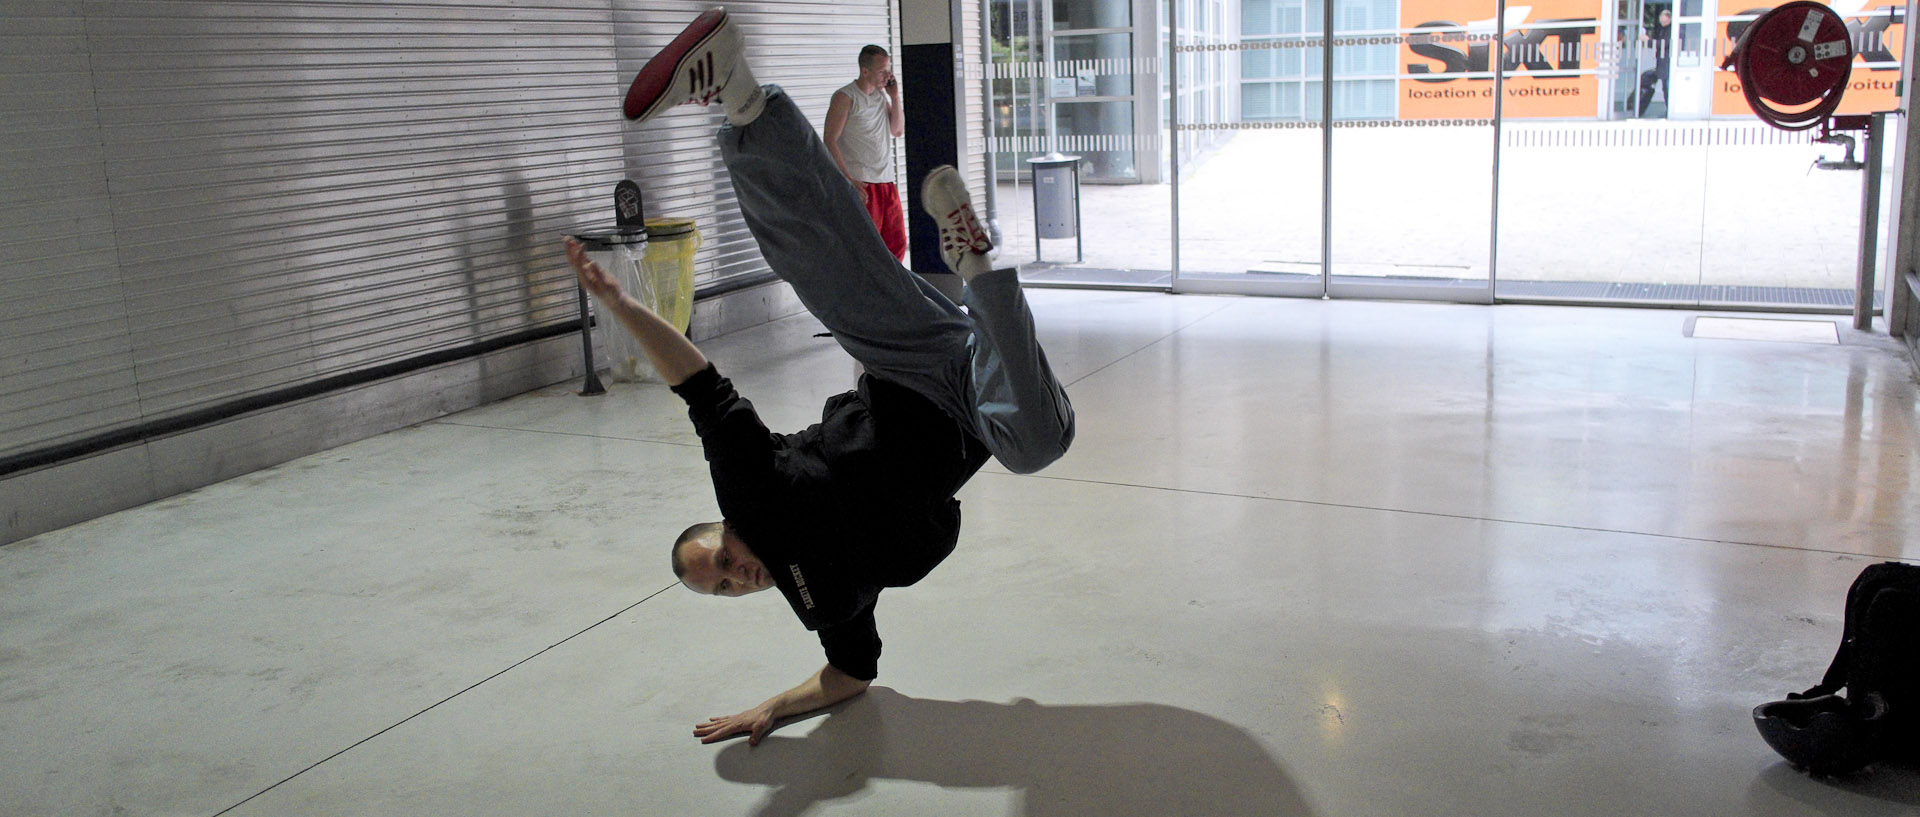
[
  {"x1": 1059, "y1": 301, "x2": 1238, "y2": 389},
  {"x1": 208, "y1": 582, "x2": 678, "y2": 816},
  {"x1": 983, "y1": 471, "x2": 1880, "y2": 560},
  {"x1": 430, "y1": 420, "x2": 701, "y2": 448}
]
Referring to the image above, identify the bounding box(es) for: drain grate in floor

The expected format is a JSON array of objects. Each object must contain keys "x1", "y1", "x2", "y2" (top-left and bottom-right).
[
  {"x1": 1687, "y1": 316, "x2": 1840, "y2": 344},
  {"x1": 1499, "y1": 280, "x2": 1880, "y2": 307}
]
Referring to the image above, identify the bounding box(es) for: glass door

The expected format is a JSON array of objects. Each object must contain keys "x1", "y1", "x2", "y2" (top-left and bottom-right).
[
  {"x1": 1691, "y1": 0, "x2": 1900, "y2": 312},
  {"x1": 988, "y1": 0, "x2": 1174, "y2": 287},
  {"x1": 1494, "y1": 0, "x2": 1713, "y2": 304},
  {"x1": 1494, "y1": 0, "x2": 1899, "y2": 312},
  {"x1": 1325, "y1": 0, "x2": 1495, "y2": 301},
  {"x1": 1171, "y1": 0, "x2": 1495, "y2": 300},
  {"x1": 1169, "y1": 0, "x2": 1326, "y2": 296}
]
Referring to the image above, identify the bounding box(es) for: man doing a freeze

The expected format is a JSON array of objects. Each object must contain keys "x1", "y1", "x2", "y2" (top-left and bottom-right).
[{"x1": 576, "y1": 7, "x2": 1076, "y2": 746}]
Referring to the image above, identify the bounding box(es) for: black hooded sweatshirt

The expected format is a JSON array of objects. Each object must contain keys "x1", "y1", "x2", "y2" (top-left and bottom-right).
[{"x1": 671, "y1": 363, "x2": 991, "y2": 680}]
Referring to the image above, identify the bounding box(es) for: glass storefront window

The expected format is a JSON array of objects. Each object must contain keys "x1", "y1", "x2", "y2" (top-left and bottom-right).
[
  {"x1": 1054, "y1": 101, "x2": 1140, "y2": 179},
  {"x1": 981, "y1": 0, "x2": 1902, "y2": 311},
  {"x1": 1054, "y1": 0, "x2": 1131, "y2": 29},
  {"x1": 1055, "y1": 32, "x2": 1137, "y2": 97}
]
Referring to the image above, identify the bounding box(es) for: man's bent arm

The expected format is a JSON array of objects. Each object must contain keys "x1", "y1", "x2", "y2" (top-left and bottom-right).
[
  {"x1": 884, "y1": 80, "x2": 904, "y2": 137},
  {"x1": 692, "y1": 664, "x2": 871, "y2": 745},
  {"x1": 564, "y1": 237, "x2": 707, "y2": 386},
  {"x1": 823, "y1": 91, "x2": 859, "y2": 186}
]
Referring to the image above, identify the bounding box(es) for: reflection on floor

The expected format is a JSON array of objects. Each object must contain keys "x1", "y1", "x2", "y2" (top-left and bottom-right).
[
  {"x1": 5, "y1": 292, "x2": 1918, "y2": 816},
  {"x1": 1019, "y1": 266, "x2": 1886, "y2": 311}
]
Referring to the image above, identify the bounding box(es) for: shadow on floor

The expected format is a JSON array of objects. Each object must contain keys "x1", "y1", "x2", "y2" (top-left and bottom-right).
[
  {"x1": 1753, "y1": 757, "x2": 1920, "y2": 816},
  {"x1": 712, "y1": 687, "x2": 1318, "y2": 817}
]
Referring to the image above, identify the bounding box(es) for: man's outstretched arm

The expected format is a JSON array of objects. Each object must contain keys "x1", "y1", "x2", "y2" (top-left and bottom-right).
[
  {"x1": 692, "y1": 664, "x2": 871, "y2": 746},
  {"x1": 564, "y1": 237, "x2": 708, "y2": 386}
]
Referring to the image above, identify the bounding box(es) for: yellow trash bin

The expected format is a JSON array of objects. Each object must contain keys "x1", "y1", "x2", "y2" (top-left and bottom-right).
[{"x1": 642, "y1": 217, "x2": 698, "y2": 335}]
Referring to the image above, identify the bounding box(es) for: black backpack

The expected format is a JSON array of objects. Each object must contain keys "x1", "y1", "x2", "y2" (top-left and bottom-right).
[{"x1": 1753, "y1": 561, "x2": 1920, "y2": 775}]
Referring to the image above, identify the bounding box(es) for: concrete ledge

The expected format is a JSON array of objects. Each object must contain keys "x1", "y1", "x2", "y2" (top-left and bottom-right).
[
  {"x1": 1, "y1": 335, "x2": 585, "y2": 547},
  {"x1": 1902, "y1": 272, "x2": 1920, "y2": 376},
  {"x1": 686, "y1": 279, "x2": 808, "y2": 342}
]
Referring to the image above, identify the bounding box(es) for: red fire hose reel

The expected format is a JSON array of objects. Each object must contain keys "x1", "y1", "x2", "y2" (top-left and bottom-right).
[{"x1": 1722, "y1": 1, "x2": 1856, "y2": 131}]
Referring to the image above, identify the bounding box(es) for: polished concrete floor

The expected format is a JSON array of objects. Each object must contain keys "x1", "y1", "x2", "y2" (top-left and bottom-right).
[{"x1": 5, "y1": 292, "x2": 1920, "y2": 816}]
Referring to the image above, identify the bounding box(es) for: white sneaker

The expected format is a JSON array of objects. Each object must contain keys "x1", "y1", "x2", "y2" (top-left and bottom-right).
[
  {"x1": 622, "y1": 8, "x2": 762, "y2": 125},
  {"x1": 921, "y1": 165, "x2": 993, "y2": 275}
]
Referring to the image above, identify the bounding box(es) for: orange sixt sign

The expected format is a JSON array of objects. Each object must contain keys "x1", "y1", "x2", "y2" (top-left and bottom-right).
[
  {"x1": 1712, "y1": 0, "x2": 1906, "y2": 116},
  {"x1": 1402, "y1": 0, "x2": 1602, "y2": 118}
]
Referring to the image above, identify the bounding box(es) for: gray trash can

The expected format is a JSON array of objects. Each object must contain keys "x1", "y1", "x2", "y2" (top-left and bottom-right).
[{"x1": 1027, "y1": 152, "x2": 1082, "y2": 263}]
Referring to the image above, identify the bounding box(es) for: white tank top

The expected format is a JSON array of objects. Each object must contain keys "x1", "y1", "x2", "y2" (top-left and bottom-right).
[{"x1": 834, "y1": 81, "x2": 894, "y2": 183}]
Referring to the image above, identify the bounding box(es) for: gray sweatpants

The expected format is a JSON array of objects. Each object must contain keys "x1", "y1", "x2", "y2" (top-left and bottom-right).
[{"x1": 717, "y1": 85, "x2": 1074, "y2": 474}]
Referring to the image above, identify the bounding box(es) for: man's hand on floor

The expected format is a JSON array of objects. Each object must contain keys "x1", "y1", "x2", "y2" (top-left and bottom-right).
[
  {"x1": 694, "y1": 706, "x2": 777, "y2": 745},
  {"x1": 692, "y1": 664, "x2": 870, "y2": 746}
]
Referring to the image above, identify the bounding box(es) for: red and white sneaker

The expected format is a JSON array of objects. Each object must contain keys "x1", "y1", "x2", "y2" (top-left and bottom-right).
[
  {"x1": 622, "y1": 8, "x2": 760, "y2": 125},
  {"x1": 921, "y1": 165, "x2": 993, "y2": 276}
]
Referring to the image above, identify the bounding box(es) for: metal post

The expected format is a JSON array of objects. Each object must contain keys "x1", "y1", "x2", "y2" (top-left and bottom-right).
[
  {"x1": 1886, "y1": 0, "x2": 1920, "y2": 338},
  {"x1": 1488, "y1": 0, "x2": 1507, "y2": 305},
  {"x1": 576, "y1": 285, "x2": 605, "y2": 396},
  {"x1": 1320, "y1": 0, "x2": 1333, "y2": 298},
  {"x1": 1169, "y1": 0, "x2": 1181, "y2": 283},
  {"x1": 1072, "y1": 161, "x2": 1083, "y2": 263},
  {"x1": 1043, "y1": 1, "x2": 1056, "y2": 154},
  {"x1": 980, "y1": 0, "x2": 997, "y2": 241},
  {"x1": 1856, "y1": 112, "x2": 1886, "y2": 331}
]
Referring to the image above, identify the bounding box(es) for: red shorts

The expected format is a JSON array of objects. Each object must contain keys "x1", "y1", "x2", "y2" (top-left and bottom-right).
[{"x1": 861, "y1": 181, "x2": 908, "y2": 261}]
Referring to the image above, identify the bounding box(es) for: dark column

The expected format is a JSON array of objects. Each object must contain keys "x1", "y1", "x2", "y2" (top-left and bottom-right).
[
  {"x1": 902, "y1": 42, "x2": 958, "y2": 276},
  {"x1": 898, "y1": 0, "x2": 962, "y2": 283}
]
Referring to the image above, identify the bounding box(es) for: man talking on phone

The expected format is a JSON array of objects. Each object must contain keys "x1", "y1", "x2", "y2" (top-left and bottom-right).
[{"x1": 824, "y1": 45, "x2": 908, "y2": 261}]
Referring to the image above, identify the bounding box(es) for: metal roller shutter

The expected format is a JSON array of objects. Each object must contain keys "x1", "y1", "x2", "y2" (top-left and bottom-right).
[
  {"x1": 2, "y1": 0, "x2": 625, "y2": 473},
  {"x1": 1, "y1": 0, "x2": 896, "y2": 480}
]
